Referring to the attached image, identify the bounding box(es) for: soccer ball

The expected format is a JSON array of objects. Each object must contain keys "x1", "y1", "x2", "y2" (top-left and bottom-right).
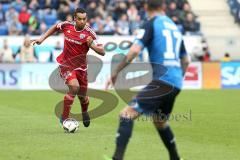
[{"x1": 62, "y1": 118, "x2": 79, "y2": 133}]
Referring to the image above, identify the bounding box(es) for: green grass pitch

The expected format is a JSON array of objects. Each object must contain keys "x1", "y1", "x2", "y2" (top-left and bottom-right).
[{"x1": 0, "y1": 90, "x2": 239, "y2": 160}]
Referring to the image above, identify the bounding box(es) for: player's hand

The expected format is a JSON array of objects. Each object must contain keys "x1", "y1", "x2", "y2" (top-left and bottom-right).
[
  {"x1": 86, "y1": 36, "x2": 93, "y2": 47},
  {"x1": 105, "y1": 72, "x2": 118, "y2": 90},
  {"x1": 30, "y1": 39, "x2": 43, "y2": 46}
]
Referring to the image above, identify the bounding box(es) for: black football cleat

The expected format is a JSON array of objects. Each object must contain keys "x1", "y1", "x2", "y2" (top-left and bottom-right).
[{"x1": 82, "y1": 112, "x2": 90, "y2": 127}]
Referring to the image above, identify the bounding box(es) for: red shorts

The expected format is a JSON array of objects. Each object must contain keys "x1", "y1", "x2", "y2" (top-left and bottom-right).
[{"x1": 59, "y1": 65, "x2": 88, "y2": 96}]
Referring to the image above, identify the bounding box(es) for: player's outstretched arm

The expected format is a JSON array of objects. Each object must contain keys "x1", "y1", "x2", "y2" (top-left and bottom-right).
[
  {"x1": 105, "y1": 43, "x2": 142, "y2": 89},
  {"x1": 114, "y1": 43, "x2": 141, "y2": 75},
  {"x1": 30, "y1": 24, "x2": 58, "y2": 45},
  {"x1": 180, "y1": 55, "x2": 190, "y2": 76},
  {"x1": 87, "y1": 36, "x2": 105, "y2": 56}
]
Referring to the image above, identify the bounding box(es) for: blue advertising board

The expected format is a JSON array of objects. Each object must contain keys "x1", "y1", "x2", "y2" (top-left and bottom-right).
[
  {"x1": 221, "y1": 62, "x2": 240, "y2": 89},
  {"x1": 0, "y1": 64, "x2": 21, "y2": 89}
]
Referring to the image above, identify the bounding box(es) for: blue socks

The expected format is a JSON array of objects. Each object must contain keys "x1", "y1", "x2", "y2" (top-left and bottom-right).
[
  {"x1": 113, "y1": 117, "x2": 134, "y2": 160},
  {"x1": 156, "y1": 125, "x2": 180, "y2": 160}
]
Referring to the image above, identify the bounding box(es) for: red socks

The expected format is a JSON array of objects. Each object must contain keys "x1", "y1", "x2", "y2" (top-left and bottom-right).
[
  {"x1": 62, "y1": 93, "x2": 75, "y2": 121},
  {"x1": 62, "y1": 93, "x2": 89, "y2": 121}
]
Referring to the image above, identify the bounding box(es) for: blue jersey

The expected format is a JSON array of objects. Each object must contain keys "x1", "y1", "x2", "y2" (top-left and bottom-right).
[{"x1": 135, "y1": 15, "x2": 187, "y2": 89}]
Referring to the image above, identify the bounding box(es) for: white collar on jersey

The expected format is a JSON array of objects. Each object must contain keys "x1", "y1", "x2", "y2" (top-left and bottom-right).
[{"x1": 74, "y1": 25, "x2": 86, "y2": 32}]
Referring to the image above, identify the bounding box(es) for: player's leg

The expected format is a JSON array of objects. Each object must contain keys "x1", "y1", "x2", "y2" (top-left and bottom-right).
[
  {"x1": 153, "y1": 88, "x2": 181, "y2": 160},
  {"x1": 112, "y1": 106, "x2": 141, "y2": 160},
  {"x1": 61, "y1": 78, "x2": 80, "y2": 122},
  {"x1": 153, "y1": 119, "x2": 181, "y2": 160},
  {"x1": 78, "y1": 94, "x2": 90, "y2": 127},
  {"x1": 76, "y1": 70, "x2": 90, "y2": 127}
]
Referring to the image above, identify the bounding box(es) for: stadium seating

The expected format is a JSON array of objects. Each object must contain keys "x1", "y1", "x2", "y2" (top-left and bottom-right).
[
  {"x1": 44, "y1": 15, "x2": 57, "y2": 27},
  {"x1": 0, "y1": 25, "x2": 8, "y2": 35},
  {"x1": 2, "y1": 3, "x2": 10, "y2": 13},
  {"x1": 0, "y1": 0, "x2": 205, "y2": 62},
  {"x1": 0, "y1": 0, "x2": 201, "y2": 36}
]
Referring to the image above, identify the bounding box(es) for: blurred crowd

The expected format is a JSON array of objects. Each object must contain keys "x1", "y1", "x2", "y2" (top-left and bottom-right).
[
  {"x1": 0, "y1": 0, "x2": 201, "y2": 36},
  {"x1": 228, "y1": 0, "x2": 240, "y2": 24},
  {"x1": 0, "y1": 35, "x2": 63, "y2": 63}
]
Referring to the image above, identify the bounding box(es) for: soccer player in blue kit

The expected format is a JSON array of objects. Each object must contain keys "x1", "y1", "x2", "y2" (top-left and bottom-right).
[{"x1": 105, "y1": 0, "x2": 190, "y2": 160}]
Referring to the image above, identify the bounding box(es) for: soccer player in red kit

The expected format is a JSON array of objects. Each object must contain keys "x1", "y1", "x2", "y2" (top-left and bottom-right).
[{"x1": 30, "y1": 8, "x2": 105, "y2": 127}]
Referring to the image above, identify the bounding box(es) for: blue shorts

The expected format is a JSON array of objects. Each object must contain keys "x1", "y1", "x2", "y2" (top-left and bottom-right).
[{"x1": 129, "y1": 80, "x2": 180, "y2": 117}]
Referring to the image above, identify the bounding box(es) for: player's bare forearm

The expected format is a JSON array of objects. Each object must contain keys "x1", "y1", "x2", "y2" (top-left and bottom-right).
[
  {"x1": 39, "y1": 25, "x2": 58, "y2": 42},
  {"x1": 114, "y1": 44, "x2": 141, "y2": 74},
  {"x1": 90, "y1": 44, "x2": 105, "y2": 56},
  {"x1": 181, "y1": 55, "x2": 190, "y2": 76},
  {"x1": 31, "y1": 24, "x2": 58, "y2": 45}
]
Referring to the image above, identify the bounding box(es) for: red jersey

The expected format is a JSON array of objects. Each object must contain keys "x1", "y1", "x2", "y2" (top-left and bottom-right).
[{"x1": 56, "y1": 21, "x2": 97, "y2": 70}]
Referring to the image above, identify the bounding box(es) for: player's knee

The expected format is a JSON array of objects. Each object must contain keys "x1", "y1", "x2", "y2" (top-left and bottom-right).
[
  {"x1": 78, "y1": 96, "x2": 88, "y2": 103},
  {"x1": 69, "y1": 86, "x2": 80, "y2": 96},
  {"x1": 154, "y1": 120, "x2": 168, "y2": 129},
  {"x1": 120, "y1": 107, "x2": 139, "y2": 120}
]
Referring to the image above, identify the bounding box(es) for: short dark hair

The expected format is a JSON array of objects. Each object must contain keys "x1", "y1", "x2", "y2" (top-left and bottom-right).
[
  {"x1": 74, "y1": 8, "x2": 87, "y2": 17},
  {"x1": 147, "y1": 0, "x2": 164, "y2": 10}
]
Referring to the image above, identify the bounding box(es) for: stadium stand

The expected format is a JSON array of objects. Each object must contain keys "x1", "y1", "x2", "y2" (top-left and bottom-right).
[
  {"x1": 189, "y1": 0, "x2": 240, "y2": 60},
  {"x1": 0, "y1": 0, "x2": 202, "y2": 63},
  {"x1": 0, "y1": 0, "x2": 200, "y2": 36}
]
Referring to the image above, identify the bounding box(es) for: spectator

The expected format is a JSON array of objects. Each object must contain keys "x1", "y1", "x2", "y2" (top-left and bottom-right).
[
  {"x1": 51, "y1": 0, "x2": 60, "y2": 10},
  {"x1": 66, "y1": 14, "x2": 73, "y2": 22},
  {"x1": 51, "y1": 41, "x2": 62, "y2": 62},
  {"x1": 20, "y1": 35, "x2": 36, "y2": 63},
  {"x1": 166, "y1": 1, "x2": 181, "y2": 24},
  {"x1": 181, "y1": 2, "x2": 196, "y2": 21},
  {"x1": 91, "y1": 15, "x2": 105, "y2": 32},
  {"x1": 43, "y1": 6, "x2": 57, "y2": 26},
  {"x1": 96, "y1": 2, "x2": 107, "y2": 18},
  {"x1": 0, "y1": 4, "x2": 5, "y2": 25},
  {"x1": 182, "y1": 2, "x2": 193, "y2": 13},
  {"x1": 18, "y1": 5, "x2": 31, "y2": 34},
  {"x1": 58, "y1": 2, "x2": 70, "y2": 21},
  {"x1": 130, "y1": 15, "x2": 143, "y2": 35},
  {"x1": 0, "y1": 39, "x2": 14, "y2": 63},
  {"x1": 202, "y1": 38, "x2": 211, "y2": 61},
  {"x1": 203, "y1": 52, "x2": 210, "y2": 62},
  {"x1": 28, "y1": 16, "x2": 39, "y2": 35},
  {"x1": 86, "y1": 2, "x2": 98, "y2": 20},
  {"x1": 7, "y1": 15, "x2": 22, "y2": 35},
  {"x1": 222, "y1": 53, "x2": 231, "y2": 62},
  {"x1": 103, "y1": 15, "x2": 115, "y2": 35},
  {"x1": 0, "y1": 0, "x2": 200, "y2": 36},
  {"x1": 28, "y1": 0, "x2": 39, "y2": 12},
  {"x1": 38, "y1": 0, "x2": 46, "y2": 9},
  {"x1": 96, "y1": 23, "x2": 106, "y2": 35},
  {"x1": 183, "y1": 12, "x2": 200, "y2": 33},
  {"x1": 113, "y1": 2, "x2": 127, "y2": 21},
  {"x1": 66, "y1": 0, "x2": 79, "y2": 14},
  {"x1": 138, "y1": 1, "x2": 148, "y2": 20},
  {"x1": 11, "y1": 0, "x2": 26, "y2": 12},
  {"x1": 5, "y1": 6, "x2": 18, "y2": 25},
  {"x1": 116, "y1": 14, "x2": 129, "y2": 35},
  {"x1": 176, "y1": 0, "x2": 188, "y2": 9},
  {"x1": 37, "y1": 21, "x2": 47, "y2": 35},
  {"x1": 127, "y1": 4, "x2": 138, "y2": 22}
]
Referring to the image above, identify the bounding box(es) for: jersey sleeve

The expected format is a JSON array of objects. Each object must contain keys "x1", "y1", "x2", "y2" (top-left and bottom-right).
[
  {"x1": 87, "y1": 26, "x2": 102, "y2": 46},
  {"x1": 179, "y1": 41, "x2": 187, "y2": 58},
  {"x1": 134, "y1": 19, "x2": 154, "y2": 48},
  {"x1": 56, "y1": 21, "x2": 70, "y2": 31}
]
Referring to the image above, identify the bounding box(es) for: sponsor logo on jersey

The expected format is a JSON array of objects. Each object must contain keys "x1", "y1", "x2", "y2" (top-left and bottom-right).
[
  {"x1": 65, "y1": 36, "x2": 82, "y2": 45},
  {"x1": 80, "y1": 34, "x2": 85, "y2": 39}
]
